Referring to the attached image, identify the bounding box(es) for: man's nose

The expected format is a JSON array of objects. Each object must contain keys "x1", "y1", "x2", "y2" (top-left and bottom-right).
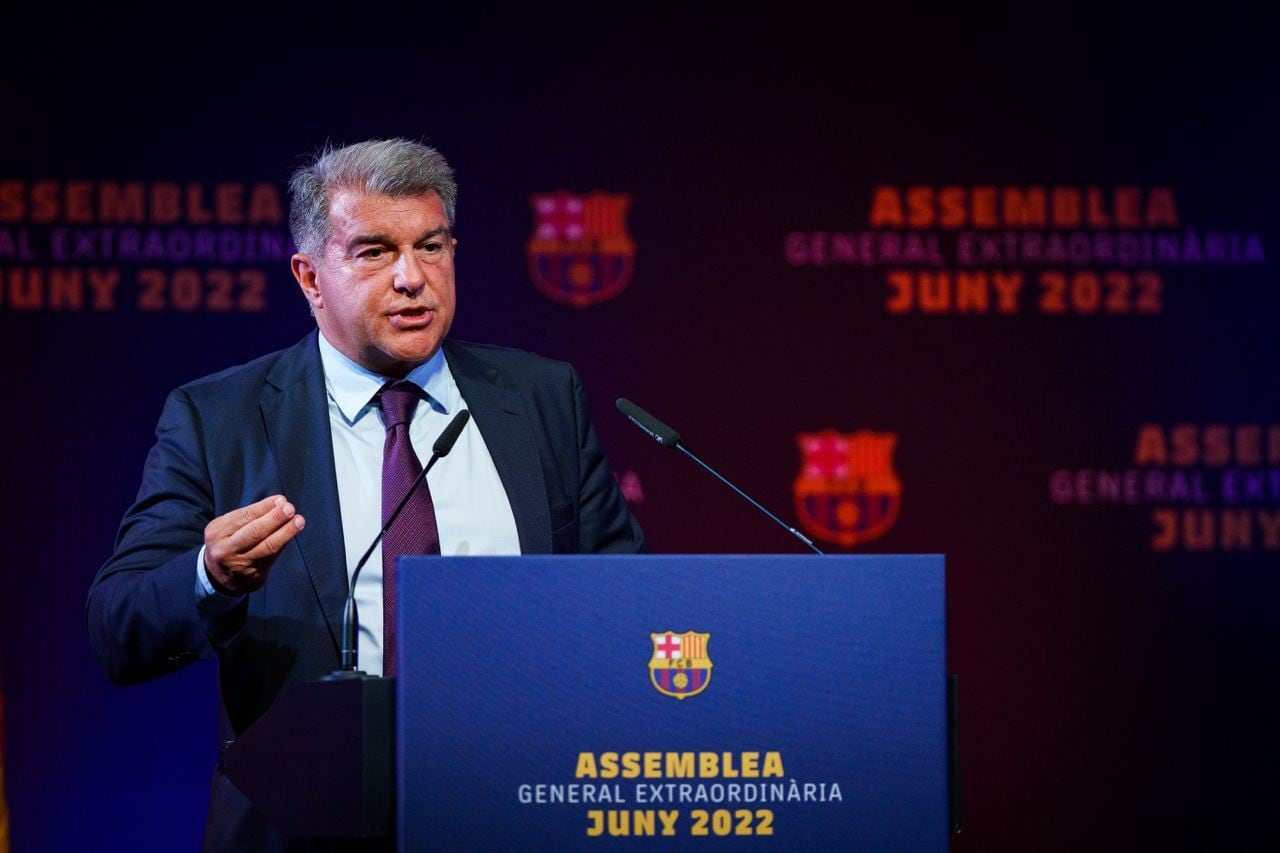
[{"x1": 393, "y1": 250, "x2": 427, "y2": 293}]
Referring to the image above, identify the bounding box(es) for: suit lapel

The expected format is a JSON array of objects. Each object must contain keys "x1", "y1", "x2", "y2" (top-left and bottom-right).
[
  {"x1": 259, "y1": 332, "x2": 348, "y2": 650},
  {"x1": 254, "y1": 335, "x2": 553, "y2": 650},
  {"x1": 444, "y1": 342, "x2": 552, "y2": 554}
]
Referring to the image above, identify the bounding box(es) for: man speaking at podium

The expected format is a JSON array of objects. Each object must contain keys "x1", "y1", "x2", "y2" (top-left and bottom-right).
[{"x1": 86, "y1": 139, "x2": 646, "y2": 850}]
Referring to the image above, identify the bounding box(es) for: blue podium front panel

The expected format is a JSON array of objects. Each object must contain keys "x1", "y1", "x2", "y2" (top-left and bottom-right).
[{"x1": 397, "y1": 554, "x2": 946, "y2": 851}]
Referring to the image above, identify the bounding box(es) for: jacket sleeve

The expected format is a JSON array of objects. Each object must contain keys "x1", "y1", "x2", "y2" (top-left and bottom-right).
[
  {"x1": 570, "y1": 365, "x2": 648, "y2": 555},
  {"x1": 85, "y1": 388, "x2": 246, "y2": 685}
]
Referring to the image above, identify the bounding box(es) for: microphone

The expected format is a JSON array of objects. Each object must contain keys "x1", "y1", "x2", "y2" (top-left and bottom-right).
[
  {"x1": 615, "y1": 398, "x2": 824, "y2": 555},
  {"x1": 617, "y1": 398, "x2": 681, "y2": 448},
  {"x1": 432, "y1": 408, "x2": 471, "y2": 457},
  {"x1": 327, "y1": 409, "x2": 471, "y2": 678}
]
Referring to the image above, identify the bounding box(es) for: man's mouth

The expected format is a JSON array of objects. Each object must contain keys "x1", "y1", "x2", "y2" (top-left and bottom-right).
[{"x1": 388, "y1": 307, "x2": 433, "y2": 328}]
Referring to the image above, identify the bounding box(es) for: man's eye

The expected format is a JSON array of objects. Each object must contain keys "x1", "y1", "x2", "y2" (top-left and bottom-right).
[
  {"x1": 419, "y1": 242, "x2": 443, "y2": 253},
  {"x1": 360, "y1": 248, "x2": 385, "y2": 259}
]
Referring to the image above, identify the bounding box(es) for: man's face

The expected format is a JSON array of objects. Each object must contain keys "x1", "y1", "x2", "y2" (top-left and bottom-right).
[{"x1": 293, "y1": 189, "x2": 456, "y2": 377}]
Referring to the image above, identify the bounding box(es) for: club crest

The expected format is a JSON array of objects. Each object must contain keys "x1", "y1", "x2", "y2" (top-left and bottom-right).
[
  {"x1": 794, "y1": 430, "x2": 902, "y2": 548},
  {"x1": 649, "y1": 631, "x2": 712, "y2": 700},
  {"x1": 527, "y1": 190, "x2": 635, "y2": 307}
]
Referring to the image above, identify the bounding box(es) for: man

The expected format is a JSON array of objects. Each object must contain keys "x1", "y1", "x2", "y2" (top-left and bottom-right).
[{"x1": 86, "y1": 139, "x2": 646, "y2": 850}]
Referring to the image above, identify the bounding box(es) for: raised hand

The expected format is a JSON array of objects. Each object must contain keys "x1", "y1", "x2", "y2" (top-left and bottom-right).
[{"x1": 203, "y1": 495, "x2": 306, "y2": 596}]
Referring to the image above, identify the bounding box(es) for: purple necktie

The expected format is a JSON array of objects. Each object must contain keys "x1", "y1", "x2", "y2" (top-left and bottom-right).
[{"x1": 378, "y1": 381, "x2": 440, "y2": 677}]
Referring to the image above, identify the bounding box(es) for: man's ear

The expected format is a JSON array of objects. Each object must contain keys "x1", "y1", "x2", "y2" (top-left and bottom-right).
[{"x1": 292, "y1": 253, "x2": 322, "y2": 310}]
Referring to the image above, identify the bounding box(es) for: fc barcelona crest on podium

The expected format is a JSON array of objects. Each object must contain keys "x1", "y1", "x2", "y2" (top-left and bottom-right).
[
  {"x1": 527, "y1": 190, "x2": 635, "y2": 308},
  {"x1": 649, "y1": 631, "x2": 712, "y2": 700},
  {"x1": 794, "y1": 430, "x2": 902, "y2": 548}
]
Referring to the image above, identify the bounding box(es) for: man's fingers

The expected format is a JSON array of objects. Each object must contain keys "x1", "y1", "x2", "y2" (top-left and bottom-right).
[
  {"x1": 207, "y1": 495, "x2": 286, "y2": 539},
  {"x1": 243, "y1": 514, "x2": 306, "y2": 561},
  {"x1": 223, "y1": 500, "x2": 298, "y2": 554},
  {"x1": 233, "y1": 494, "x2": 287, "y2": 527},
  {"x1": 203, "y1": 496, "x2": 306, "y2": 595}
]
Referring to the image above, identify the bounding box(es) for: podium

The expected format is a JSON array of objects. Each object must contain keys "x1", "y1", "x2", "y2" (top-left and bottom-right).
[{"x1": 226, "y1": 554, "x2": 952, "y2": 850}]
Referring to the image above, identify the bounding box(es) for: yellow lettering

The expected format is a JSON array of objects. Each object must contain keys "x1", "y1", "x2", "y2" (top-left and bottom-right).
[
  {"x1": 1183, "y1": 509, "x2": 1215, "y2": 551},
  {"x1": 1204, "y1": 424, "x2": 1230, "y2": 466},
  {"x1": 216, "y1": 183, "x2": 244, "y2": 225},
  {"x1": 938, "y1": 186, "x2": 965, "y2": 228},
  {"x1": 971, "y1": 186, "x2": 997, "y2": 228},
  {"x1": 0, "y1": 179, "x2": 24, "y2": 221},
  {"x1": 906, "y1": 185, "x2": 934, "y2": 227},
  {"x1": 48, "y1": 268, "x2": 82, "y2": 310},
  {"x1": 1003, "y1": 187, "x2": 1046, "y2": 228},
  {"x1": 1134, "y1": 424, "x2": 1167, "y2": 466},
  {"x1": 187, "y1": 182, "x2": 213, "y2": 225},
  {"x1": 1236, "y1": 424, "x2": 1262, "y2": 466},
  {"x1": 249, "y1": 183, "x2": 284, "y2": 225},
  {"x1": 868, "y1": 186, "x2": 903, "y2": 228},
  {"x1": 65, "y1": 181, "x2": 93, "y2": 223},
  {"x1": 1221, "y1": 510, "x2": 1252, "y2": 551},
  {"x1": 87, "y1": 268, "x2": 119, "y2": 310},
  {"x1": 1258, "y1": 510, "x2": 1280, "y2": 549},
  {"x1": 991, "y1": 271, "x2": 1022, "y2": 313},
  {"x1": 1052, "y1": 187, "x2": 1080, "y2": 228},
  {"x1": 151, "y1": 183, "x2": 180, "y2": 224},
  {"x1": 1085, "y1": 186, "x2": 1110, "y2": 228},
  {"x1": 1150, "y1": 509, "x2": 1177, "y2": 551},
  {"x1": 1147, "y1": 187, "x2": 1179, "y2": 228},
  {"x1": 885, "y1": 270, "x2": 912, "y2": 313},
  {"x1": 955, "y1": 271, "x2": 989, "y2": 313},
  {"x1": 666, "y1": 752, "x2": 694, "y2": 778},
  {"x1": 1114, "y1": 186, "x2": 1141, "y2": 228},
  {"x1": 98, "y1": 182, "x2": 145, "y2": 223},
  {"x1": 1170, "y1": 424, "x2": 1197, "y2": 466}
]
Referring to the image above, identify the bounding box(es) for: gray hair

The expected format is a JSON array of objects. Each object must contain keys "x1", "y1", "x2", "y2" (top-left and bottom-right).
[{"x1": 288, "y1": 138, "x2": 458, "y2": 256}]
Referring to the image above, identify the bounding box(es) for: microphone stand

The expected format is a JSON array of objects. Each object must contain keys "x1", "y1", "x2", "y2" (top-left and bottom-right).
[{"x1": 324, "y1": 410, "x2": 471, "y2": 680}]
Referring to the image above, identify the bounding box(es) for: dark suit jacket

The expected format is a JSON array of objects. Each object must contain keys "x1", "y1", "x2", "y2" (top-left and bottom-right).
[{"x1": 86, "y1": 332, "x2": 645, "y2": 851}]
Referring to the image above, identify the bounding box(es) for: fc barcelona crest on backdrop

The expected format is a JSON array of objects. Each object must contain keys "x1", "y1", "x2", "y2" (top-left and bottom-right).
[
  {"x1": 649, "y1": 631, "x2": 712, "y2": 700},
  {"x1": 794, "y1": 430, "x2": 902, "y2": 548},
  {"x1": 527, "y1": 190, "x2": 635, "y2": 308}
]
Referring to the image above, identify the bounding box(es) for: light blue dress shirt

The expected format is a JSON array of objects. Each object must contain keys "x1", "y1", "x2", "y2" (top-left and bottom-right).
[{"x1": 196, "y1": 331, "x2": 521, "y2": 675}]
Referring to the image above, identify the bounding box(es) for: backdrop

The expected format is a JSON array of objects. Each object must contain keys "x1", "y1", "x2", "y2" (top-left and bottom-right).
[{"x1": 1, "y1": 11, "x2": 1275, "y2": 852}]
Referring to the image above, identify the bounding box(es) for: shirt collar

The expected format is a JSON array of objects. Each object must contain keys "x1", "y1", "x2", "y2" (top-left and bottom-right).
[{"x1": 317, "y1": 331, "x2": 455, "y2": 425}]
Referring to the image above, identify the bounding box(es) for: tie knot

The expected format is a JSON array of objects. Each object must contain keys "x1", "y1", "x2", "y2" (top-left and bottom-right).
[{"x1": 378, "y1": 381, "x2": 421, "y2": 430}]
